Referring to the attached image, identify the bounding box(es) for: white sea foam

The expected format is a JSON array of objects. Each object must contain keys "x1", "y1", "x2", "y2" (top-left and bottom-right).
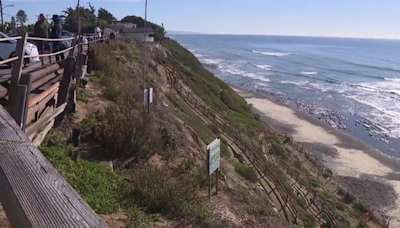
[
  {"x1": 280, "y1": 80, "x2": 309, "y2": 86},
  {"x1": 200, "y1": 58, "x2": 270, "y2": 83},
  {"x1": 300, "y1": 71, "x2": 318, "y2": 76},
  {"x1": 252, "y1": 50, "x2": 291, "y2": 57},
  {"x1": 305, "y1": 79, "x2": 400, "y2": 139},
  {"x1": 253, "y1": 64, "x2": 272, "y2": 71}
]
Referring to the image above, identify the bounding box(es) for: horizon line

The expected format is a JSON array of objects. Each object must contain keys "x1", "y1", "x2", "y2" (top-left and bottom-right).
[{"x1": 167, "y1": 30, "x2": 400, "y2": 41}]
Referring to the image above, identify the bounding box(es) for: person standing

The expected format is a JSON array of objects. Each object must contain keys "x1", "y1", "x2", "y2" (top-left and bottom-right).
[
  {"x1": 50, "y1": 15, "x2": 65, "y2": 65},
  {"x1": 94, "y1": 23, "x2": 102, "y2": 40},
  {"x1": 33, "y1": 14, "x2": 49, "y2": 65}
]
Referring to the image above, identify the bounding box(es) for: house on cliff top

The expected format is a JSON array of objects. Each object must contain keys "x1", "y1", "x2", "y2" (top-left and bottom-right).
[{"x1": 111, "y1": 21, "x2": 154, "y2": 42}]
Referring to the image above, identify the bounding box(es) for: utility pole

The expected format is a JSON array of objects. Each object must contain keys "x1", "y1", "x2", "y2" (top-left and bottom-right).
[
  {"x1": 0, "y1": 2, "x2": 13, "y2": 32},
  {"x1": 0, "y1": 0, "x2": 4, "y2": 32},
  {"x1": 143, "y1": 0, "x2": 148, "y2": 98},
  {"x1": 77, "y1": 0, "x2": 81, "y2": 35}
]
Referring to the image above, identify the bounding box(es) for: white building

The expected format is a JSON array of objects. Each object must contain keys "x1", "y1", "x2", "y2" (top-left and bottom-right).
[{"x1": 112, "y1": 21, "x2": 154, "y2": 42}]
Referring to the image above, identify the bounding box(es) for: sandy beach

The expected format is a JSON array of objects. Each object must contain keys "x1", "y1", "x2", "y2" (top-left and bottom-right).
[{"x1": 231, "y1": 86, "x2": 400, "y2": 227}]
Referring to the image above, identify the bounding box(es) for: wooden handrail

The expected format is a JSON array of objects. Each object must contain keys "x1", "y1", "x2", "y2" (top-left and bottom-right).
[{"x1": 0, "y1": 105, "x2": 109, "y2": 228}]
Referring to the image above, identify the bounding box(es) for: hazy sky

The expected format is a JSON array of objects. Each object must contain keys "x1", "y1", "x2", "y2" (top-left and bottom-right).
[{"x1": 3, "y1": 0, "x2": 400, "y2": 39}]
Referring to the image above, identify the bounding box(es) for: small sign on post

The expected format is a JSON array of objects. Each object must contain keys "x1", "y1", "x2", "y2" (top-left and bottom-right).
[
  {"x1": 143, "y1": 87, "x2": 153, "y2": 113},
  {"x1": 207, "y1": 137, "x2": 221, "y2": 198}
]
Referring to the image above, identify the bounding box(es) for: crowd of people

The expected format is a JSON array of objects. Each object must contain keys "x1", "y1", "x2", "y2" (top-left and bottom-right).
[
  {"x1": 33, "y1": 14, "x2": 66, "y2": 65},
  {"x1": 33, "y1": 13, "x2": 105, "y2": 67}
]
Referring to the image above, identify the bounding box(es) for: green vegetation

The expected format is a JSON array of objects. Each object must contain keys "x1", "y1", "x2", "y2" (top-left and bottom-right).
[
  {"x1": 163, "y1": 40, "x2": 262, "y2": 135},
  {"x1": 271, "y1": 142, "x2": 288, "y2": 159},
  {"x1": 38, "y1": 40, "x2": 214, "y2": 227},
  {"x1": 300, "y1": 210, "x2": 316, "y2": 228},
  {"x1": 233, "y1": 161, "x2": 258, "y2": 182},
  {"x1": 76, "y1": 87, "x2": 90, "y2": 103},
  {"x1": 80, "y1": 117, "x2": 97, "y2": 131},
  {"x1": 40, "y1": 131, "x2": 129, "y2": 215}
]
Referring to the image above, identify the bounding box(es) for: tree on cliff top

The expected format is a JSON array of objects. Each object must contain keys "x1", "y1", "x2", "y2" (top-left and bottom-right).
[
  {"x1": 121, "y1": 15, "x2": 166, "y2": 41},
  {"x1": 97, "y1": 8, "x2": 116, "y2": 24}
]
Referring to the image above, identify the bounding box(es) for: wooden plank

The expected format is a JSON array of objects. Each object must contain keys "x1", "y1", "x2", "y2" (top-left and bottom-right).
[
  {"x1": 0, "y1": 105, "x2": 109, "y2": 228},
  {"x1": 28, "y1": 82, "x2": 60, "y2": 109},
  {"x1": 26, "y1": 88, "x2": 58, "y2": 125},
  {"x1": 32, "y1": 118, "x2": 55, "y2": 146},
  {"x1": 28, "y1": 106, "x2": 53, "y2": 140},
  {"x1": 25, "y1": 102, "x2": 67, "y2": 137}
]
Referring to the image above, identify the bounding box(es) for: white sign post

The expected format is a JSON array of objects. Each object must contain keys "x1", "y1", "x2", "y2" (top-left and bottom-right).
[
  {"x1": 207, "y1": 137, "x2": 220, "y2": 198},
  {"x1": 143, "y1": 87, "x2": 153, "y2": 113}
]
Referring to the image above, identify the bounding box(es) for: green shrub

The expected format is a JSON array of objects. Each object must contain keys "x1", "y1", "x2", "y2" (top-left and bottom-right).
[
  {"x1": 40, "y1": 131, "x2": 129, "y2": 215},
  {"x1": 356, "y1": 220, "x2": 370, "y2": 228},
  {"x1": 300, "y1": 210, "x2": 315, "y2": 228},
  {"x1": 233, "y1": 161, "x2": 258, "y2": 183},
  {"x1": 336, "y1": 201, "x2": 346, "y2": 211},
  {"x1": 271, "y1": 142, "x2": 287, "y2": 159},
  {"x1": 265, "y1": 135, "x2": 283, "y2": 144},
  {"x1": 80, "y1": 117, "x2": 97, "y2": 131},
  {"x1": 94, "y1": 83, "x2": 162, "y2": 162},
  {"x1": 128, "y1": 165, "x2": 209, "y2": 222},
  {"x1": 76, "y1": 87, "x2": 90, "y2": 102},
  {"x1": 220, "y1": 137, "x2": 231, "y2": 158},
  {"x1": 102, "y1": 85, "x2": 121, "y2": 101},
  {"x1": 343, "y1": 191, "x2": 354, "y2": 204}
]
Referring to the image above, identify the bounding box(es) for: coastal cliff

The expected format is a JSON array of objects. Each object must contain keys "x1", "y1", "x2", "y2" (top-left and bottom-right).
[{"x1": 33, "y1": 27, "x2": 388, "y2": 228}]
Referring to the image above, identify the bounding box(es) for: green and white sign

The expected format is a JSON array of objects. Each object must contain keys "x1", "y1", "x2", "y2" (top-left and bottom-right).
[{"x1": 207, "y1": 138, "x2": 220, "y2": 175}]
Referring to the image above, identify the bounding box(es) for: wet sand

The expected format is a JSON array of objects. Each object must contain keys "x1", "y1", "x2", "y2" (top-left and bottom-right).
[{"x1": 231, "y1": 86, "x2": 400, "y2": 227}]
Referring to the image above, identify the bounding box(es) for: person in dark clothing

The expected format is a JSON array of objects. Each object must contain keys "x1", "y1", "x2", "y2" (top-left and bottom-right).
[
  {"x1": 50, "y1": 14, "x2": 65, "y2": 64},
  {"x1": 33, "y1": 14, "x2": 49, "y2": 65}
]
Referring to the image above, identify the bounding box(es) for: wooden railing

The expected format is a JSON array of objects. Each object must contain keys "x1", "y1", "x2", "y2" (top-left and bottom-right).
[
  {"x1": 0, "y1": 33, "x2": 110, "y2": 227},
  {"x1": 163, "y1": 63, "x2": 353, "y2": 227},
  {"x1": 163, "y1": 66, "x2": 304, "y2": 225}
]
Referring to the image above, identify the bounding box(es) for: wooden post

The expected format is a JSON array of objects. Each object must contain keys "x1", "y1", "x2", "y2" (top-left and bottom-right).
[
  {"x1": 72, "y1": 128, "x2": 81, "y2": 147},
  {"x1": 68, "y1": 37, "x2": 79, "y2": 57},
  {"x1": 8, "y1": 33, "x2": 27, "y2": 116},
  {"x1": 87, "y1": 49, "x2": 95, "y2": 74},
  {"x1": 75, "y1": 53, "x2": 87, "y2": 85},
  {"x1": 216, "y1": 169, "x2": 219, "y2": 195},
  {"x1": 12, "y1": 82, "x2": 28, "y2": 128},
  {"x1": 18, "y1": 73, "x2": 31, "y2": 130},
  {"x1": 54, "y1": 56, "x2": 76, "y2": 127},
  {"x1": 207, "y1": 148, "x2": 211, "y2": 199}
]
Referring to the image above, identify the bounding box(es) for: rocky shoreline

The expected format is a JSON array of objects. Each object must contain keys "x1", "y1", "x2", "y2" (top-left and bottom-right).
[
  {"x1": 251, "y1": 87, "x2": 399, "y2": 219},
  {"x1": 254, "y1": 88, "x2": 392, "y2": 145}
]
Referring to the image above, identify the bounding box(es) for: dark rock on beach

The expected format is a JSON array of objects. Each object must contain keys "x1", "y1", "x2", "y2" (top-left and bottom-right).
[
  {"x1": 338, "y1": 174, "x2": 397, "y2": 214},
  {"x1": 297, "y1": 142, "x2": 338, "y2": 159}
]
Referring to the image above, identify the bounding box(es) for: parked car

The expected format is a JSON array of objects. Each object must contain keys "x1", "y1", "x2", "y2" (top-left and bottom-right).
[
  {"x1": 62, "y1": 30, "x2": 88, "y2": 47},
  {"x1": 0, "y1": 31, "x2": 40, "y2": 66}
]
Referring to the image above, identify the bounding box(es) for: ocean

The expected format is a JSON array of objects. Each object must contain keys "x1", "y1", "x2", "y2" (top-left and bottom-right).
[{"x1": 171, "y1": 34, "x2": 400, "y2": 159}]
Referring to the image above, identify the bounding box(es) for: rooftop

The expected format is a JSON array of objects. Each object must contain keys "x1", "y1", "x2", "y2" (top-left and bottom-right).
[{"x1": 119, "y1": 27, "x2": 154, "y2": 34}]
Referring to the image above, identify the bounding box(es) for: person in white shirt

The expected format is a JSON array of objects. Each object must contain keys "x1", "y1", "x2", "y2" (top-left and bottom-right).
[{"x1": 94, "y1": 23, "x2": 102, "y2": 40}]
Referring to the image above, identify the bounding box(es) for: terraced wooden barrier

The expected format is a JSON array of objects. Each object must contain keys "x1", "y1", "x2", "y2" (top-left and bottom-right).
[
  {"x1": 0, "y1": 33, "x2": 110, "y2": 227},
  {"x1": 164, "y1": 66, "x2": 302, "y2": 225}
]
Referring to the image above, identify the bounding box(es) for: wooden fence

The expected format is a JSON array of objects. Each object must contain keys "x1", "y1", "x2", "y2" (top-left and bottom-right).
[
  {"x1": 163, "y1": 67, "x2": 305, "y2": 225},
  {"x1": 289, "y1": 140, "x2": 387, "y2": 225},
  {"x1": 0, "y1": 33, "x2": 110, "y2": 227},
  {"x1": 162, "y1": 62, "x2": 394, "y2": 227},
  {"x1": 266, "y1": 144, "x2": 343, "y2": 227}
]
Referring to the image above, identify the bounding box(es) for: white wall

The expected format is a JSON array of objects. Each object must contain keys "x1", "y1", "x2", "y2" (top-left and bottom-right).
[
  {"x1": 114, "y1": 22, "x2": 136, "y2": 28},
  {"x1": 123, "y1": 33, "x2": 154, "y2": 42}
]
